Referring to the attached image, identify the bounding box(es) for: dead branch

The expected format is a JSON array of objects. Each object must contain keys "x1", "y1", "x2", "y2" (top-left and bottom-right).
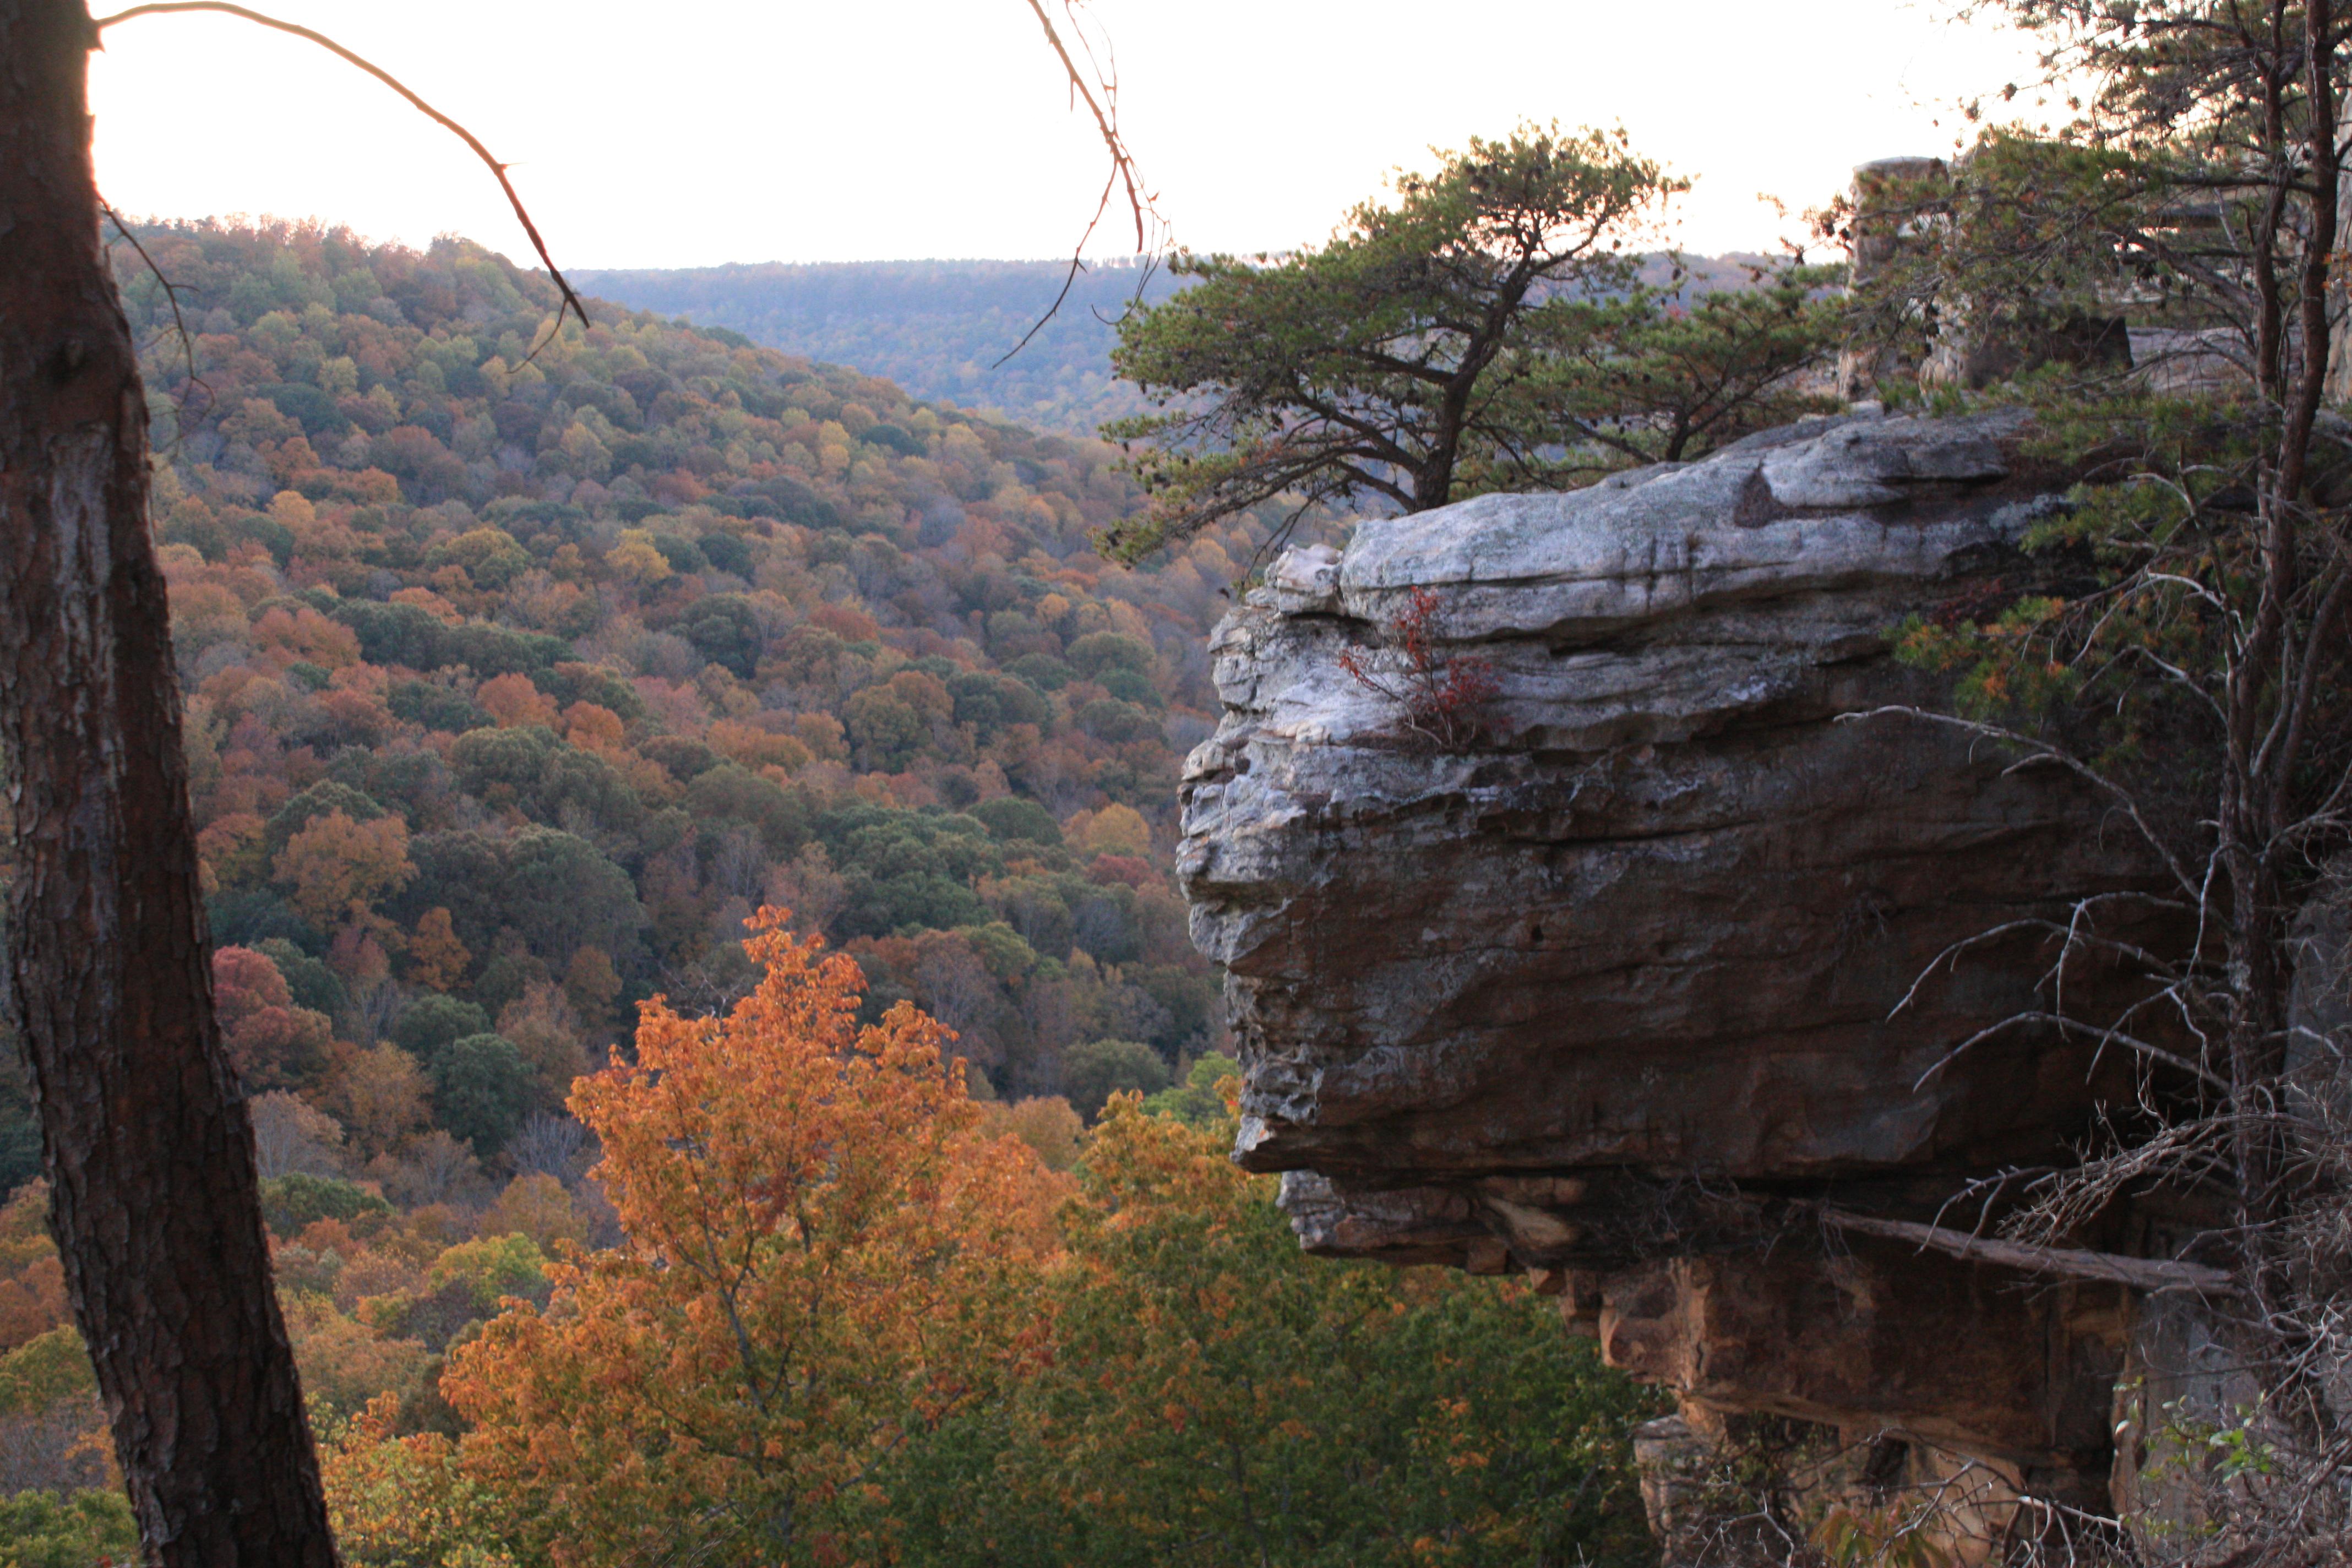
[
  {"x1": 1885, "y1": 896, "x2": 2192, "y2": 1022},
  {"x1": 1836, "y1": 705, "x2": 2201, "y2": 900},
  {"x1": 2006, "y1": 1115, "x2": 2238, "y2": 1244},
  {"x1": 1915, "y1": 1008, "x2": 2229, "y2": 1093},
  {"x1": 1817, "y1": 1207, "x2": 2237, "y2": 1293},
  {"x1": 91, "y1": 2, "x2": 589, "y2": 340},
  {"x1": 1000, "y1": 0, "x2": 1161, "y2": 367},
  {"x1": 1021, "y1": 0, "x2": 1145, "y2": 251},
  {"x1": 99, "y1": 204, "x2": 208, "y2": 452}
]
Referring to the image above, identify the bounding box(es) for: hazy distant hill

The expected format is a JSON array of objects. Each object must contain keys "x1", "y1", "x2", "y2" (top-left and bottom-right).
[
  {"x1": 574, "y1": 259, "x2": 1182, "y2": 438},
  {"x1": 575, "y1": 253, "x2": 1792, "y2": 442}
]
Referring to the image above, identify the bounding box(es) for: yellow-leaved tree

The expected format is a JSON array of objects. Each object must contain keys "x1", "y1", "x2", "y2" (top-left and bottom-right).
[{"x1": 418, "y1": 910, "x2": 1061, "y2": 1566}]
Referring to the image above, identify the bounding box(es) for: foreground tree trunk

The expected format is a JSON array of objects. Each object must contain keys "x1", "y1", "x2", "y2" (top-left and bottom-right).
[{"x1": 0, "y1": 2, "x2": 336, "y2": 1561}]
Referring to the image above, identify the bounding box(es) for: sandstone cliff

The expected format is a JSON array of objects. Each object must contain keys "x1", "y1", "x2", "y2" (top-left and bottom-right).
[{"x1": 1176, "y1": 410, "x2": 2207, "y2": 1528}]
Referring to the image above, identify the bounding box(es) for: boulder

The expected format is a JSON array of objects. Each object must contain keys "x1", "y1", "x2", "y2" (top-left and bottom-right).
[{"x1": 1177, "y1": 410, "x2": 2194, "y2": 1505}]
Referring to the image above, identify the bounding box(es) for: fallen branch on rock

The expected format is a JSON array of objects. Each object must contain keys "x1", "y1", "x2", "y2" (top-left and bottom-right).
[{"x1": 1817, "y1": 1207, "x2": 2236, "y2": 1294}]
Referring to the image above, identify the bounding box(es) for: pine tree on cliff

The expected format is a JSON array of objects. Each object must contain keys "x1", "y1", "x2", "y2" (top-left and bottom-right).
[
  {"x1": 1099, "y1": 122, "x2": 1843, "y2": 563},
  {"x1": 1855, "y1": 0, "x2": 2352, "y2": 1256},
  {"x1": 1838, "y1": 3, "x2": 2352, "y2": 1539}
]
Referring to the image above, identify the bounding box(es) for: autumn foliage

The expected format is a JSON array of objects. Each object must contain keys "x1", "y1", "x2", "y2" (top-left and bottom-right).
[
  {"x1": 302, "y1": 916, "x2": 1654, "y2": 1567},
  {"x1": 1337, "y1": 586, "x2": 1505, "y2": 749},
  {"x1": 876, "y1": 1099, "x2": 1659, "y2": 1567},
  {"x1": 435, "y1": 911, "x2": 1060, "y2": 1565},
  {"x1": 0, "y1": 226, "x2": 1657, "y2": 1561},
  {"x1": 52, "y1": 217, "x2": 1254, "y2": 1177}
]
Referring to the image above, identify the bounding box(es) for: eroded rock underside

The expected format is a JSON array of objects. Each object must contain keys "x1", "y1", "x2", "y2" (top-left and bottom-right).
[{"x1": 1177, "y1": 411, "x2": 2206, "y2": 1535}]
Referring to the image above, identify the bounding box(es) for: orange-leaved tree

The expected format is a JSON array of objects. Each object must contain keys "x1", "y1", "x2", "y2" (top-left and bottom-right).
[{"x1": 430, "y1": 910, "x2": 1063, "y2": 1566}]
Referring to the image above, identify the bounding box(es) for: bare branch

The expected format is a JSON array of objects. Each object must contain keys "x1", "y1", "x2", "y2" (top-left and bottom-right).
[
  {"x1": 1915, "y1": 1009, "x2": 2229, "y2": 1093},
  {"x1": 92, "y1": 2, "x2": 589, "y2": 341},
  {"x1": 1885, "y1": 895, "x2": 2190, "y2": 1022},
  {"x1": 1836, "y1": 705, "x2": 2201, "y2": 899},
  {"x1": 1000, "y1": 0, "x2": 1161, "y2": 364},
  {"x1": 99, "y1": 204, "x2": 208, "y2": 454},
  {"x1": 993, "y1": 165, "x2": 1118, "y2": 369}
]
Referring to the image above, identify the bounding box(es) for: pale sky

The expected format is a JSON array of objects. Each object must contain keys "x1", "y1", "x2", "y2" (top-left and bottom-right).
[{"x1": 88, "y1": 0, "x2": 2052, "y2": 270}]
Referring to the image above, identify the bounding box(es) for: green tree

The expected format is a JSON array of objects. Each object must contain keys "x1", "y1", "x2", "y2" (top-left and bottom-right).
[
  {"x1": 257, "y1": 939, "x2": 349, "y2": 1022},
  {"x1": 1065, "y1": 630, "x2": 1153, "y2": 680},
  {"x1": 1510, "y1": 258, "x2": 1844, "y2": 477},
  {"x1": 1102, "y1": 123, "x2": 1673, "y2": 560},
  {"x1": 1140, "y1": 1051, "x2": 1239, "y2": 1128},
  {"x1": 970, "y1": 796, "x2": 1061, "y2": 847},
  {"x1": 0, "y1": 1325, "x2": 97, "y2": 1415},
  {"x1": 424, "y1": 526, "x2": 529, "y2": 591},
  {"x1": 873, "y1": 1101, "x2": 1660, "y2": 1567},
  {"x1": 263, "y1": 779, "x2": 388, "y2": 861},
  {"x1": 949, "y1": 671, "x2": 1050, "y2": 744},
  {"x1": 426, "y1": 1233, "x2": 551, "y2": 1314},
  {"x1": 674, "y1": 593, "x2": 764, "y2": 679},
  {"x1": 683, "y1": 764, "x2": 809, "y2": 857},
  {"x1": 431, "y1": 1035, "x2": 535, "y2": 1157},
  {"x1": 0, "y1": 1488, "x2": 139, "y2": 1568},
  {"x1": 257, "y1": 1174, "x2": 392, "y2": 1239},
  {"x1": 500, "y1": 827, "x2": 646, "y2": 968},
  {"x1": 390, "y1": 995, "x2": 492, "y2": 1066},
  {"x1": 1061, "y1": 1037, "x2": 1169, "y2": 1120},
  {"x1": 842, "y1": 686, "x2": 926, "y2": 772},
  {"x1": 448, "y1": 725, "x2": 559, "y2": 808}
]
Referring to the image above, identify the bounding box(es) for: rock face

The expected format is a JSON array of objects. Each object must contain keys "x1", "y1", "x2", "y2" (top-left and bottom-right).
[
  {"x1": 1177, "y1": 411, "x2": 2195, "y2": 1518},
  {"x1": 1835, "y1": 156, "x2": 2131, "y2": 399}
]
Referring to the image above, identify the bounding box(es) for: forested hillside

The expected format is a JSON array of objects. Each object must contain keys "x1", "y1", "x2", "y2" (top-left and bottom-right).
[
  {"x1": 0, "y1": 219, "x2": 1260, "y2": 1200},
  {"x1": 573, "y1": 259, "x2": 1182, "y2": 437},
  {"x1": 0, "y1": 222, "x2": 1660, "y2": 1566}
]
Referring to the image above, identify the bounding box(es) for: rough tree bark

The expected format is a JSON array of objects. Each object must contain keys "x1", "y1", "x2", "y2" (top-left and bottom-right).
[{"x1": 0, "y1": 2, "x2": 336, "y2": 1561}]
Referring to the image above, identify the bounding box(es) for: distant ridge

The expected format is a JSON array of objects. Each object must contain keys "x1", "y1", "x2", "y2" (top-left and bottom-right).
[
  {"x1": 574, "y1": 259, "x2": 1183, "y2": 438},
  {"x1": 576, "y1": 253, "x2": 1789, "y2": 443}
]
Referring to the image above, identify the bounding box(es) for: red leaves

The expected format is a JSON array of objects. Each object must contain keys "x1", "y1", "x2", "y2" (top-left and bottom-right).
[{"x1": 1337, "y1": 586, "x2": 1507, "y2": 750}]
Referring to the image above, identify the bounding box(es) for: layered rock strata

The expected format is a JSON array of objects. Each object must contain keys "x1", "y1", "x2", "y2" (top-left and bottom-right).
[{"x1": 1177, "y1": 411, "x2": 2196, "y2": 1512}]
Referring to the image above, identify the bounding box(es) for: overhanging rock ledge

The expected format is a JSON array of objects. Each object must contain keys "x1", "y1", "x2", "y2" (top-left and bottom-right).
[{"x1": 1176, "y1": 409, "x2": 2200, "y2": 1513}]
